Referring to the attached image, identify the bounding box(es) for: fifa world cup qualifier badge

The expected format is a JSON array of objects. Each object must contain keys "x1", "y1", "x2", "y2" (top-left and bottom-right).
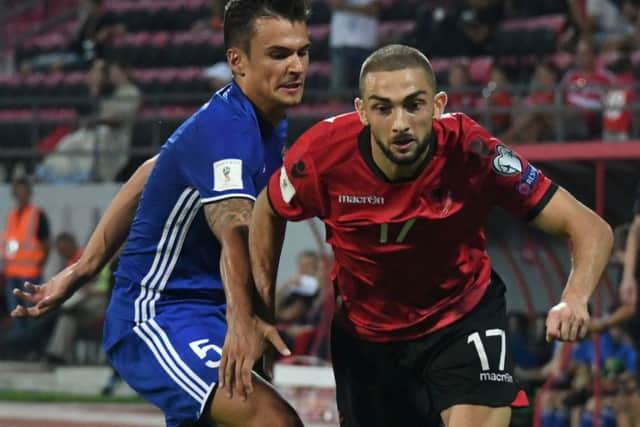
[
  {"x1": 492, "y1": 145, "x2": 522, "y2": 176},
  {"x1": 213, "y1": 159, "x2": 244, "y2": 191}
]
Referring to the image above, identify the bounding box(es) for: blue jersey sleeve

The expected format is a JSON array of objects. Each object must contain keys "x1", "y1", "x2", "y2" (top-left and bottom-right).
[{"x1": 174, "y1": 112, "x2": 261, "y2": 203}]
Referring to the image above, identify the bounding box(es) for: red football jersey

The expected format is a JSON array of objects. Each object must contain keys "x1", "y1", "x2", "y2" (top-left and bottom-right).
[{"x1": 268, "y1": 112, "x2": 556, "y2": 342}]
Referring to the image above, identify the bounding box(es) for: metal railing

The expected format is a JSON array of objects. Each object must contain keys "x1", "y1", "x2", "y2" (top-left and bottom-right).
[{"x1": 0, "y1": 82, "x2": 637, "y2": 178}]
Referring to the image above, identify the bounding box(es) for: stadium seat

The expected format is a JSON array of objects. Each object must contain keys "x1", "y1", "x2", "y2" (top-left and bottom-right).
[
  {"x1": 308, "y1": 0, "x2": 331, "y2": 25},
  {"x1": 501, "y1": 14, "x2": 566, "y2": 34},
  {"x1": 469, "y1": 57, "x2": 494, "y2": 84}
]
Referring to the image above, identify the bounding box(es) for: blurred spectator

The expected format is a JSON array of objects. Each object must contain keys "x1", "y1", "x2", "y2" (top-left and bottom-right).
[
  {"x1": 568, "y1": 0, "x2": 634, "y2": 51},
  {"x1": 612, "y1": 183, "x2": 640, "y2": 427},
  {"x1": 459, "y1": 6, "x2": 498, "y2": 57},
  {"x1": 0, "y1": 177, "x2": 50, "y2": 336},
  {"x1": 570, "y1": 325, "x2": 637, "y2": 427},
  {"x1": 204, "y1": 61, "x2": 233, "y2": 91},
  {"x1": 589, "y1": 223, "x2": 637, "y2": 334},
  {"x1": 329, "y1": 0, "x2": 380, "y2": 91},
  {"x1": 413, "y1": 4, "x2": 468, "y2": 58},
  {"x1": 505, "y1": 0, "x2": 568, "y2": 17},
  {"x1": 480, "y1": 65, "x2": 513, "y2": 134},
  {"x1": 192, "y1": 0, "x2": 225, "y2": 32},
  {"x1": 500, "y1": 62, "x2": 560, "y2": 143},
  {"x1": 561, "y1": 38, "x2": 615, "y2": 140},
  {"x1": 590, "y1": 189, "x2": 640, "y2": 376},
  {"x1": 445, "y1": 62, "x2": 479, "y2": 116},
  {"x1": 44, "y1": 232, "x2": 109, "y2": 365},
  {"x1": 94, "y1": 59, "x2": 141, "y2": 181},
  {"x1": 35, "y1": 59, "x2": 109, "y2": 182},
  {"x1": 532, "y1": 342, "x2": 575, "y2": 427},
  {"x1": 36, "y1": 58, "x2": 141, "y2": 182},
  {"x1": 24, "y1": 0, "x2": 125, "y2": 72},
  {"x1": 276, "y1": 250, "x2": 321, "y2": 353},
  {"x1": 68, "y1": 0, "x2": 125, "y2": 63},
  {"x1": 508, "y1": 312, "x2": 539, "y2": 370},
  {"x1": 602, "y1": 51, "x2": 635, "y2": 141}
]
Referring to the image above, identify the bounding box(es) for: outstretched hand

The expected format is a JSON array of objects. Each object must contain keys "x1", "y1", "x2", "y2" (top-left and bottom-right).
[
  {"x1": 219, "y1": 314, "x2": 290, "y2": 401},
  {"x1": 11, "y1": 264, "x2": 83, "y2": 318}
]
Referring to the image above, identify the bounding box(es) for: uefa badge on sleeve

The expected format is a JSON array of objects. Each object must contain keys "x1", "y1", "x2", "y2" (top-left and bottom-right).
[{"x1": 492, "y1": 145, "x2": 522, "y2": 176}]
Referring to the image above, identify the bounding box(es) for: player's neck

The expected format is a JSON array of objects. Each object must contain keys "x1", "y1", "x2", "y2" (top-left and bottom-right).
[
  {"x1": 237, "y1": 82, "x2": 286, "y2": 127},
  {"x1": 254, "y1": 104, "x2": 286, "y2": 128},
  {"x1": 371, "y1": 139, "x2": 431, "y2": 182}
]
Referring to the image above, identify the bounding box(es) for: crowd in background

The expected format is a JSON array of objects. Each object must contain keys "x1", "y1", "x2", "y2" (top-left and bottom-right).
[
  {"x1": 1, "y1": 1, "x2": 640, "y2": 424},
  {"x1": 0, "y1": 0, "x2": 638, "y2": 182}
]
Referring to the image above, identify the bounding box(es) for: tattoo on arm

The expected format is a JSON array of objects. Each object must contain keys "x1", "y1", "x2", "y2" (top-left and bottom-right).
[{"x1": 204, "y1": 198, "x2": 254, "y2": 239}]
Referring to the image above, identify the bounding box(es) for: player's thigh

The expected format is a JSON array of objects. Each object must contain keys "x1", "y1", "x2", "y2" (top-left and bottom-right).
[
  {"x1": 330, "y1": 318, "x2": 435, "y2": 427},
  {"x1": 104, "y1": 308, "x2": 227, "y2": 426},
  {"x1": 441, "y1": 404, "x2": 511, "y2": 427},
  {"x1": 424, "y1": 277, "x2": 525, "y2": 415},
  {"x1": 209, "y1": 373, "x2": 302, "y2": 427}
]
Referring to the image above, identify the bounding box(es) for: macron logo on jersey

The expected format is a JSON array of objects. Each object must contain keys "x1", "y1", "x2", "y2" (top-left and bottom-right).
[
  {"x1": 338, "y1": 194, "x2": 385, "y2": 205},
  {"x1": 213, "y1": 159, "x2": 243, "y2": 191}
]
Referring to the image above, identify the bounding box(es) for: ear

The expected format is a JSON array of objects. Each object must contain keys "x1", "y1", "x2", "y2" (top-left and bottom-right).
[
  {"x1": 433, "y1": 91, "x2": 447, "y2": 119},
  {"x1": 354, "y1": 97, "x2": 368, "y2": 126},
  {"x1": 226, "y1": 47, "x2": 246, "y2": 78}
]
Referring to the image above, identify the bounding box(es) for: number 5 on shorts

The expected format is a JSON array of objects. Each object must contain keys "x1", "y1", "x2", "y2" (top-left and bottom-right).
[
  {"x1": 467, "y1": 329, "x2": 506, "y2": 371},
  {"x1": 190, "y1": 339, "x2": 223, "y2": 368}
]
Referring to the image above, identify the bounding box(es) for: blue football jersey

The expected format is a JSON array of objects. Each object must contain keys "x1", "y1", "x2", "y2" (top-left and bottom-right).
[{"x1": 109, "y1": 82, "x2": 286, "y2": 322}]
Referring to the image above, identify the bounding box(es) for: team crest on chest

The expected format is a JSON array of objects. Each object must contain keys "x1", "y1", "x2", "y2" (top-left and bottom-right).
[{"x1": 492, "y1": 145, "x2": 522, "y2": 176}]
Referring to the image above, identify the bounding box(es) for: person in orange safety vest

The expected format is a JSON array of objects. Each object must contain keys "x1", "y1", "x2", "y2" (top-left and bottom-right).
[{"x1": 1, "y1": 177, "x2": 50, "y2": 334}]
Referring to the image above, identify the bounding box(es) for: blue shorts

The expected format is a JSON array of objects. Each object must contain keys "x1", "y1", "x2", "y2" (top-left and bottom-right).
[{"x1": 103, "y1": 301, "x2": 227, "y2": 427}]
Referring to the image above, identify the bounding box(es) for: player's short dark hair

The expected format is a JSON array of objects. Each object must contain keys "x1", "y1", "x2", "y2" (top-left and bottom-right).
[
  {"x1": 359, "y1": 45, "x2": 436, "y2": 95},
  {"x1": 224, "y1": 0, "x2": 311, "y2": 54}
]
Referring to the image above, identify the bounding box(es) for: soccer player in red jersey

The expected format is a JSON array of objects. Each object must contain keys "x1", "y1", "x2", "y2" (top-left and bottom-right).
[{"x1": 249, "y1": 44, "x2": 614, "y2": 426}]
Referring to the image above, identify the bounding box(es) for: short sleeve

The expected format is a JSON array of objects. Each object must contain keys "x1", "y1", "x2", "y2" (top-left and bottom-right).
[
  {"x1": 175, "y1": 116, "x2": 260, "y2": 204},
  {"x1": 267, "y1": 133, "x2": 324, "y2": 221},
  {"x1": 461, "y1": 115, "x2": 557, "y2": 221}
]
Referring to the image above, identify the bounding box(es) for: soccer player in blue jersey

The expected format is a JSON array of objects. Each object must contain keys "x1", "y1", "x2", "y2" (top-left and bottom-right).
[{"x1": 11, "y1": 1, "x2": 310, "y2": 426}]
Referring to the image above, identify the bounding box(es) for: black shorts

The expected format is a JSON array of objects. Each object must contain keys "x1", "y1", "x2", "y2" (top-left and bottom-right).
[{"x1": 331, "y1": 272, "x2": 526, "y2": 427}]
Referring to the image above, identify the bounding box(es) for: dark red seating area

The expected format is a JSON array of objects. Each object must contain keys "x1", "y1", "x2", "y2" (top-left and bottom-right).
[
  {"x1": 0, "y1": 59, "x2": 336, "y2": 105},
  {"x1": 100, "y1": 0, "x2": 417, "y2": 30},
  {"x1": 0, "y1": 72, "x2": 88, "y2": 106},
  {"x1": 0, "y1": 108, "x2": 77, "y2": 152}
]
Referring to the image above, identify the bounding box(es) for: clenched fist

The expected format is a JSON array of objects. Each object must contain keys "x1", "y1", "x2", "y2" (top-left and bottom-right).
[{"x1": 545, "y1": 300, "x2": 590, "y2": 342}]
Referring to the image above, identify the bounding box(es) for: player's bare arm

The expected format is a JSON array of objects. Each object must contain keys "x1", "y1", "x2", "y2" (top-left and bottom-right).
[
  {"x1": 204, "y1": 198, "x2": 289, "y2": 401},
  {"x1": 530, "y1": 186, "x2": 613, "y2": 342},
  {"x1": 12, "y1": 155, "x2": 157, "y2": 318},
  {"x1": 590, "y1": 218, "x2": 638, "y2": 331},
  {"x1": 249, "y1": 189, "x2": 287, "y2": 320},
  {"x1": 620, "y1": 215, "x2": 640, "y2": 306},
  {"x1": 249, "y1": 189, "x2": 288, "y2": 378}
]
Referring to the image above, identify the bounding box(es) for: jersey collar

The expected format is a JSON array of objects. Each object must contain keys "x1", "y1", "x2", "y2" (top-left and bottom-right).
[
  {"x1": 357, "y1": 127, "x2": 438, "y2": 184},
  {"x1": 229, "y1": 80, "x2": 287, "y2": 142}
]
